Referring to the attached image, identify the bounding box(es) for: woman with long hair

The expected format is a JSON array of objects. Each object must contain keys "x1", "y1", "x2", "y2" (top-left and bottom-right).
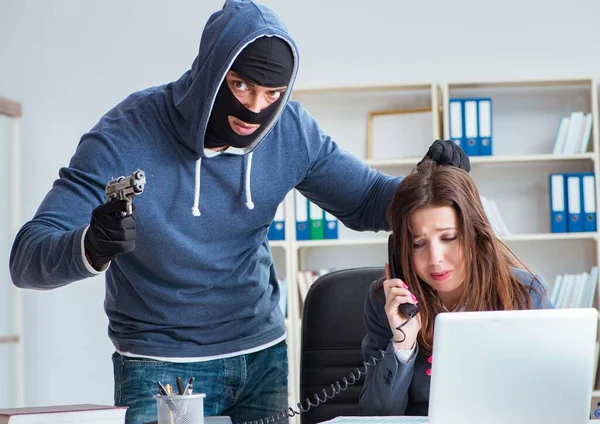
[{"x1": 359, "y1": 158, "x2": 553, "y2": 416}]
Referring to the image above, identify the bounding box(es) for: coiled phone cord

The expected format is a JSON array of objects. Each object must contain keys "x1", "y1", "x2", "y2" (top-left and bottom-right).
[
  {"x1": 394, "y1": 315, "x2": 413, "y2": 343},
  {"x1": 236, "y1": 348, "x2": 387, "y2": 424}
]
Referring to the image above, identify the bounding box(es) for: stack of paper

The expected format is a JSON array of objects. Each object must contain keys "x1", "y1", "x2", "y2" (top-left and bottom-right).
[{"x1": 0, "y1": 404, "x2": 127, "y2": 424}]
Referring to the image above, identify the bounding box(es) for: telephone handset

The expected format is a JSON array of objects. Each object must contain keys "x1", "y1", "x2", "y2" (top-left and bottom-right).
[{"x1": 388, "y1": 234, "x2": 420, "y2": 319}]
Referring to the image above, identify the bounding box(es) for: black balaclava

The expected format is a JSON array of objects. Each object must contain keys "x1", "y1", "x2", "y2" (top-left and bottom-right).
[{"x1": 204, "y1": 36, "x2": 294, "y2": 149}]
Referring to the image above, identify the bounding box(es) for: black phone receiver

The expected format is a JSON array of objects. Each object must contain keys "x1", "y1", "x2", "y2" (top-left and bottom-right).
[{"x1": 388, "y1": 234, "x2": 420, "y2": 319}]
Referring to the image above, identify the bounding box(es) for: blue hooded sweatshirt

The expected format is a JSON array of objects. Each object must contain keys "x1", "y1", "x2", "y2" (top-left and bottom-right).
[{"x1": 10, "y1": 0, "x2": 402, "y2": 358}]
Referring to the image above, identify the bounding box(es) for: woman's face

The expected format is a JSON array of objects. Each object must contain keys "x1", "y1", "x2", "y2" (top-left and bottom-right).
[{"x1": 409, "y1": 206, "x2": 465, "y2": 307}]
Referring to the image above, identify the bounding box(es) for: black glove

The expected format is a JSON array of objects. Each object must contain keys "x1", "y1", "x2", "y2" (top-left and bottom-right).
[
  {"x1": 84, "y1": 199, "x2": 136, "y2": 271},
  {"x1": 420, "y1": 139, "x2": 471, "y2": 172}
]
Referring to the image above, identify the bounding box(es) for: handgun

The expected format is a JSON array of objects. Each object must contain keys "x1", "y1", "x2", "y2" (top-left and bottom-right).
[{"x1": 105, "y1": 169, "x2": 146, "y2": 216}]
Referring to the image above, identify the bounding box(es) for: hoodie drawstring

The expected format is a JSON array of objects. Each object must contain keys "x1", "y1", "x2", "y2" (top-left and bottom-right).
[
  {"x1": 192, "y1": 157, "x2": 202, "y2": 216},
  {"x1": 245, "y1": 151, "x2": 255, "y2": 210},
  {"x1": 191, "y1": 153, "x2": 255, "y2": 217}
]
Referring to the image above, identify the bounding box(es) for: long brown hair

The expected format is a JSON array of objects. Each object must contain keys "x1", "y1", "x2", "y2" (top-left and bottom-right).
[{"x1": 388, "y1": 159, "x2": 536, "y2": 356}]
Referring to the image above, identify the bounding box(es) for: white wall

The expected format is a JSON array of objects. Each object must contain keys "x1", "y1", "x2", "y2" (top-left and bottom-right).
[{"x1": 1, "y1": 0, "x2": 599, "y2": 408}]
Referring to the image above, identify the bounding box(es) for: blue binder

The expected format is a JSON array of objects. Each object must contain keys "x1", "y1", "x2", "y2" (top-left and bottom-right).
[
  {"x1": 294, "y1": 190, "x2": 310, "y2": 240},
  {"x1": 549, "y1": 174, "x2": 567, "y2": 233},
  {"x1": 581, "y1": 173, "x2": 597, "y2": 232},
  {"x1": 463, "y1": 99, "x2": 479, "y2": 157},
  {"x1": 477, "y1": 98, "x2": 493, "y2": 156},
  {"x1": 448, "y1": 99, "x2": 464, "y2": 150},
  {"x1": 566, "y1": 173, "x2": 583, "y2": 232},
  {"x1": 324, "y1": 210, "x2": 339, "y2": 239},
  {"x1": 277, "y1": 277, "x2": 287, "y2": 317},
  {"x1": 267, "y1": 202, "x2": 285, "y2": 241}
]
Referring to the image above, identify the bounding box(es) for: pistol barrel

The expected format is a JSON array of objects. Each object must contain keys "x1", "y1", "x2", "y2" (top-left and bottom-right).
[{"x1": 104, "y1": 169, "x2": 146, "y2": 215}]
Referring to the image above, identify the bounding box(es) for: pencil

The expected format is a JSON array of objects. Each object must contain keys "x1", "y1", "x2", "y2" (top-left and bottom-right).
[{"x1": 164, "y1": 384, "x2": 175, "y2": 424}]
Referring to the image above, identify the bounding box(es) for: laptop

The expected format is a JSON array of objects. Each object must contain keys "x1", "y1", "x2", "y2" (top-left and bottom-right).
[
  {"x1": 427, "y1": 308, "x2": 598, "y2": 424},
  {"x1": 322, "y1": 308, "x2": 598, "y2": 424}
]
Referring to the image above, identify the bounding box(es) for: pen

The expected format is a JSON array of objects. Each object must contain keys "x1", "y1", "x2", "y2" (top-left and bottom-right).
[
  {"x1": 184, "y1": 376, "x2": 195, "y2": 395},
  {"x1": 157, "y1": 381, "x2": 168, "y2": 396},
  {"x1": 176, "y1": 376, "x2": 185, "y2": 395}
]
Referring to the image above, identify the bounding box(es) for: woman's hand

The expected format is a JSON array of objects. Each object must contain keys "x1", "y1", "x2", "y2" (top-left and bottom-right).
[{"x1": 383, "y1": 263, "x2": 422, "y2": 351}]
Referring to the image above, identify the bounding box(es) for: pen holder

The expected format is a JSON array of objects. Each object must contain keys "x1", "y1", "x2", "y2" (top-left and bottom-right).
[{"x1": 155, "y1": 393, "x2": 206, "y2": 424}]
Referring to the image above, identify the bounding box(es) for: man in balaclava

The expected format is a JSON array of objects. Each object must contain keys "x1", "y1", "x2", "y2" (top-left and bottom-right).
[{"x1": 10, "y1": 1, "x2": 470, "y2": 423}]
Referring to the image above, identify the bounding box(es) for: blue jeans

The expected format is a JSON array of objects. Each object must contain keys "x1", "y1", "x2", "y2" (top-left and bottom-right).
[{"x1": 112, "y1": 340, "x2": 289, "y2": 424}]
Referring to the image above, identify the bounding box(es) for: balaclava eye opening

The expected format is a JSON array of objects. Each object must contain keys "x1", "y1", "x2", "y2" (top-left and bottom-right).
[{"x1": 204, "y1": 36, "x2": 294, "y2": 149}]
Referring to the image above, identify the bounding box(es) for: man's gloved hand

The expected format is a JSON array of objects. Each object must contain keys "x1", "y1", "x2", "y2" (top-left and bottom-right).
[
  {"x1": 84, "y1": 199, "x2": 136, "y2": 271},
  {"x1": 420, "y1": 139, "x2": 471, "y2": 172}
]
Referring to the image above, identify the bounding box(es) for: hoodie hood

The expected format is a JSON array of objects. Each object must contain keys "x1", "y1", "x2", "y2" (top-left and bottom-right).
[{"x1": 167, "y1": 0, "x2": 299, "y2": 159}]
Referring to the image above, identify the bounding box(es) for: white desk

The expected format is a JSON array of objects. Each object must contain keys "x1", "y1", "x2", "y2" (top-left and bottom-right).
[
  {"x1": 320, "y1": 418, "x2": 426, "y2": 424},
  {"x1": 320, "y1": 417, "x2": 596, "y2": 424}
]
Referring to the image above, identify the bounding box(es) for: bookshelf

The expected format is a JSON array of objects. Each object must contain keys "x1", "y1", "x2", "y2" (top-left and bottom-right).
[
  {"x1": 0, "y1": 96, "x2": 23, "y2": 408},
  {"x1": 268, "y1": 78, "x2": 600, "y2": 418}
]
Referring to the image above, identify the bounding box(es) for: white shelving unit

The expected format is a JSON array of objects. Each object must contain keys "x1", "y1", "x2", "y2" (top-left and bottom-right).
[
  {"x1": 268, "y1": 78, "x2": 600, "y2": 415},
  {"x1": 0, "y1": 96, "x2": 23, "y2": 408}
]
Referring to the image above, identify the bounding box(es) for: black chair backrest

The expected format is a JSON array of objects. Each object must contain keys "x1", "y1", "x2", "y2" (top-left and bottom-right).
[{"x1": 299, "y1": 267, "x2": 384, "y2": 424}]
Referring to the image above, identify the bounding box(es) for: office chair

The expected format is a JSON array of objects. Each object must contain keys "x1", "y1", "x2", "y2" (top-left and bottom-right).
[{"x1": 299, "y1": 267, "x2": 384, "y2": 424}]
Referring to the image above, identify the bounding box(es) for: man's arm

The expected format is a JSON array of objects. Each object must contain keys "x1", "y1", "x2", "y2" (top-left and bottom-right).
[
  {"x1": 10, "y1": 134, "x2": 128, "y2": 289},
  {"x1": 294, "y1": 107, "x2": 401, "y2": 232},
  {"x1": 294, "y1": 107, "x2": 469, "y2": 232}
]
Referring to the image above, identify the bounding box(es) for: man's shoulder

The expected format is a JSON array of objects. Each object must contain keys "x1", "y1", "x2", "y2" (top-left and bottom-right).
[
  {"x1": 95, "y1": 85, "x2": 166, "y2": 130},
  {"x1": 269, "y1": 100, "x2": 316, "y2": 145},
  {"x1": 279, "y1": 99, "x2": 304, "y2": 122}
]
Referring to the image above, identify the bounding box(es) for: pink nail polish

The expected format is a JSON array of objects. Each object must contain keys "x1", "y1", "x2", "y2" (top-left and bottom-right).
[
  {"x1": 426, "y1": 369, "x2": 431, "y2": 376},
  {"x1": 411, "y1": 294, "x2": 418, "y2": 302},
  {"x1": 428, "y1": 356, "x2": 433, "y2": 364}
]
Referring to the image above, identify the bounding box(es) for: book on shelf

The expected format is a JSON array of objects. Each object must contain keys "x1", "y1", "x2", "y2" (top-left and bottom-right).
[
  {"x1": 549, "y1": 172, "x2": 596, "y2": 233},
  {"x1": 295, "y1": 190, "x2": 310, "y2": 241},
  {"x1": 480, "y1": 196, "x2": 510, "y2": 237},
  {"x1": 294, "y1": 191, "x2": 339, "y2": 240},
  {"x1": 277, "y1": 277, "x2": 287, "y2": 318},
  {"x1": 309, "y1": 202, "x2": 325, "y2": 240},
  {"x1": 552, "y1": 111, "x2": 593, "y2": 154},
  {"x1": 0, "y1": 404, "x2": 127, "y2": 424},
  {"x1": 448, "y1": 97, "x2": 493, "y2": 157},
  {"x1": 297, "y1": 269, "x2": 336, "y2": 313},
  {"x1": 549, "y1": 267, "x2": 598, "y2": 309},
  {"x1": 267, "y1": 202, "x2": 285, "y2": 241}
]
